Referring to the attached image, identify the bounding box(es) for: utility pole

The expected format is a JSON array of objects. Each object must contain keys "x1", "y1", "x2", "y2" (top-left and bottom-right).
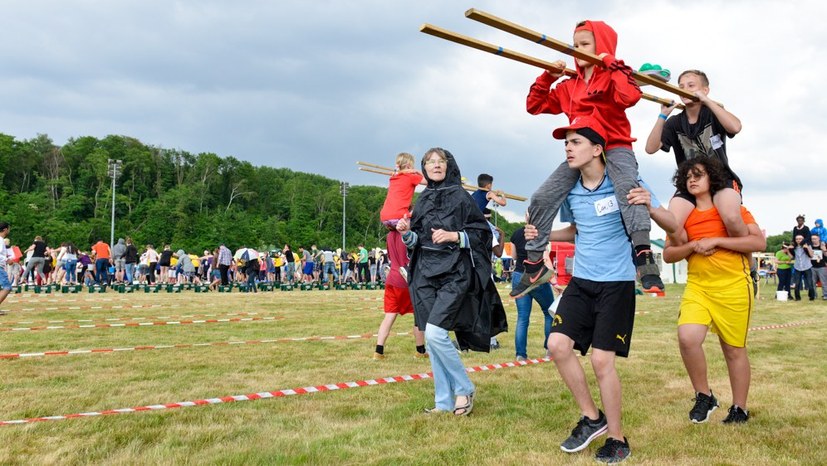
[
  {"x1": 340, "y1": 181, "x2": 349, "y2": 253},
  {"x1": 107, "y1": 159, "x2": 123, "y2": 247}
]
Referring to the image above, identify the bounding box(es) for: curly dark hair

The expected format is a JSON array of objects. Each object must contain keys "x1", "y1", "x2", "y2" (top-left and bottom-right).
[{"x1": 672, "y1": 157, "x2": 730, "y2": 197}]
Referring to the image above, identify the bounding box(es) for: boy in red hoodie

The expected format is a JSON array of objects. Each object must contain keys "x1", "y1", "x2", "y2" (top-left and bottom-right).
[{"x1": 511, "y1": 20, "x2": 663, "y2": 299}]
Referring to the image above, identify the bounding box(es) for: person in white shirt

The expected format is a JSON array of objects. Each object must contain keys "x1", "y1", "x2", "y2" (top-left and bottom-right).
[{"x1": 0, "y1": 222, "x2": 14, "y2": 312}]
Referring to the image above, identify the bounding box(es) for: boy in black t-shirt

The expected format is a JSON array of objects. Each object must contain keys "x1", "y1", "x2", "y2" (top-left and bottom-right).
[{"x1": 645, "y1": 69, "x2": 747, "y2": 243}]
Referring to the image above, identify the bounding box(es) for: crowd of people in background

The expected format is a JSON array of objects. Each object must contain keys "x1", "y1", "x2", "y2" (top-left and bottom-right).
[
  {"x1": 2, "y1": 234, "x2": 396, "y2": 291},
  {"x1": 772, "y1": 215, "x2": 827, "y2": 301}
]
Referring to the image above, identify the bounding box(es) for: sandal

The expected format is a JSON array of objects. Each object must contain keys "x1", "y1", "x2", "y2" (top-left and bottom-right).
[
  {"x1": 423, "y1": 407, "x2": 447, "y2": 414},
  {"x1": 453, "y1": 392, "x2": 475, "y2": 416}
]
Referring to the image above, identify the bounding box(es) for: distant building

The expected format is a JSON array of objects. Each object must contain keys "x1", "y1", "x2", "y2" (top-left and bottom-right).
[{"x1": 651, "y1": 239, "x2": 687, "y2": 284}]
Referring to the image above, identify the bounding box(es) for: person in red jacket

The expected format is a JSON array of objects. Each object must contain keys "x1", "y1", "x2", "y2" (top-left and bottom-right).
[{"x1": 512, "y1": 20, "x2": 664, "y2": 299}]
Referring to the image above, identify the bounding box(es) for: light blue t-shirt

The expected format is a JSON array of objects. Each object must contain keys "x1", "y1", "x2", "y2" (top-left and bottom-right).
[{"x1": 560, "y1": 173, "x2": 660, "y2": 282}]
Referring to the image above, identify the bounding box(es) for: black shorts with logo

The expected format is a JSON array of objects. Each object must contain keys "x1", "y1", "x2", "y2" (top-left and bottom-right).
[{"x1": 550, "y1": 277, "x2": 636, "y2": 358}]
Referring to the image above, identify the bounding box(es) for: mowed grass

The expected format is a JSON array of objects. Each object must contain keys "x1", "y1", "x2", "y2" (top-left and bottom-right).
[{"x1": 0, "y1": 282, "x2": 824, "y2": 465}]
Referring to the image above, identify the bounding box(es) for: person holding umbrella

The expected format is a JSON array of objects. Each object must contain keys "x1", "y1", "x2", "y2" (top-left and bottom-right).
[{"x1": 235, "y1": 247, "x2": 260, "y2": 292}]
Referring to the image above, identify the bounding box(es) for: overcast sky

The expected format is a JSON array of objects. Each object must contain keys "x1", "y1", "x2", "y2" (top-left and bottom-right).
[{"x1": 2, "y1": 0, "x2": 825, "y2": 238}]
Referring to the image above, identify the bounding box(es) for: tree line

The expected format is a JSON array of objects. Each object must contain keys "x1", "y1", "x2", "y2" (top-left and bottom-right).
[{"x1": 0, "y1": 133, "x2": 521, "y2": 253}]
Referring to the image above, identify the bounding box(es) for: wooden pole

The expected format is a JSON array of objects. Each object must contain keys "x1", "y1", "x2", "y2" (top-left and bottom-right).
[
  {"x1": 464, "y1": 9, "x2": 698, "y2": 101},
  {"x1": 419, "y1": 23, "x2": 681, "y2": 109},
  {"x1": 420, "y1": 24, "x2": 573, "y2": 78},
  {"x1": 357, "y1": 162, "x2": 528, "y2": 202}
]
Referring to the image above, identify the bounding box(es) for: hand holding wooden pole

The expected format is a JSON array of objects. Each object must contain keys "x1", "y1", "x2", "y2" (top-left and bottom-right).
[
  {"x1": 463, "y1": 8, "x2": 698, "y2": 101},
  {"x1": 419, "y1": 23, "x2": 682, "y2": 109}
]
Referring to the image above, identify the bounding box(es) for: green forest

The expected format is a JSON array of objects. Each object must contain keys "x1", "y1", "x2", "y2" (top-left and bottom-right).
[{"x1": 0, "y1": 133, "x2": 520, "y2": 253}]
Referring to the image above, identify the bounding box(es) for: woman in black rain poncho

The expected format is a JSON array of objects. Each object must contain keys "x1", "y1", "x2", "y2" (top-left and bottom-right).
[{"x1": 396, "y1": 147, "x2": 507, "y2": 416}]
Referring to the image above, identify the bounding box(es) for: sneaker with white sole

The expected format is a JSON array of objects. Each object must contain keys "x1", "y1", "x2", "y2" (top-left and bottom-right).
[
  {"x1": 722, "y1": 404, "x2": 749, "y2": 424},
  {"x1": 510, "y1": 258, "x2": 554, "y2": 298},
  {"x1": 560, "y1": 410, "x2": 608, "y2": 453},
  {"x1": 689, "y1": 391, "x2": 719, "y2": 423}
]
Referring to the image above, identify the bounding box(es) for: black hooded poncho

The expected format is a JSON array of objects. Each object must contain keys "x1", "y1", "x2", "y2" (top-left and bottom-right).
[{"x1": 407, "y1": 150, "x2": 507, "y2": 352}]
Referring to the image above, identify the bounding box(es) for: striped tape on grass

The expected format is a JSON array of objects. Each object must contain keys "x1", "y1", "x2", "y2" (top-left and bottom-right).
[
  {"x1": 0, "y1": 319, "x2": 818, "y2": 426},
  {"x1": 0, "y1": 311, "x2": 260, "y2": 327},
  {"x1": 0, "y1": 320, "x2": 816, "y2": 361},
  {"x1": 0, "y1": 358, "x2": 552, "y2": 426},
  {"x1": 0, "y1": 315, "x2": 284, "y2": 332},
  {"x1": 0, "y1": 331, "x2": 409, "y2": 360}
]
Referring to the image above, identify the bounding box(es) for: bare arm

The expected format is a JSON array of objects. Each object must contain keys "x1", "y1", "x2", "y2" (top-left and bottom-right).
[
  {"x1": 627, "y1": 187, "x2": 678, "y2": 235},
  {"x1": 663, "y1": 239, "x2": 696, "y2": 263},
  {"x1": 692, "y1": 223, "x2": 766, "y2": 255},
  {"x1": 549, "y1": 224, "x2": 577, "y2": 243},
  {"x1": 524, "y1": 223, "x2": 576, "y2": 243},
  {"x1": 697, "y1": 92, "x2": 742, "y2": 134},
  {"x1": 644, "y1": 102, "x2": 679, "y2": 154},
  {"x1": 487, "y1": 190, "x2": 507, "y2": 207}
]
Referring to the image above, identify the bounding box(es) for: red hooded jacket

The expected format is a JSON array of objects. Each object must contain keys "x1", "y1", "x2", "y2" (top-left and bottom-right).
[{"x1": 526, "y1": 20, "x2": 641, "y2": 150}]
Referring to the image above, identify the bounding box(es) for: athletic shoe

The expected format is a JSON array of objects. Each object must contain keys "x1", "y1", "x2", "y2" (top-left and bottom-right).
[
  {"x1": 560, "y1": 411, "x2": 608, "y2": 453},
  {"x1": 515, "y1": 355, "x2": 527, "y2": 362},
  {"x1": 689, "y1": 391, "x2": 719, "y2": 423},
  {"x1": 722, "y1": 405, "x2": 749, "y2": 424},
  {"x1": 635, "y1": 249, "x2": 664, "y2": 293},
  {"x1": 372, "y1": 352, "x2": 385, "y2": 360},
  {"x1": 490, "y1": 336, "x2": 500, "y2": 350},
  {"x1": 413, "y1": 352, "x2": 429, "y2": 359},
  {"x1": 510, "y1": 258, "x2": 554, "y2": 298},
  {"x1": 595, "y1": 437, "x2": 631, "y2": 463}
]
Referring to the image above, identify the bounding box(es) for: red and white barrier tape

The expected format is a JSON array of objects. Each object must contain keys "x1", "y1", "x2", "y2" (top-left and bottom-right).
[
  {"x1": 1, "y1": 302, "x2": 218, "y2": 313},
  {"x1": 0, "y1": 315, "x2": 284, "y2": 332},
  {"x1": 748, "y1": 320, "x2": 815, "y2": 332},
  {"x1": 0, "y1": 319, "x2": 819, "y2": 426},
  {"x1": 0, "y1": 331, "x2": 411, "y2": 360},
  {"x1": 0, "y1": 311, "x2": 260, "y2": 327},
  {"x1": 0, "y1": 358, "x2": 552, "y2": 426}
]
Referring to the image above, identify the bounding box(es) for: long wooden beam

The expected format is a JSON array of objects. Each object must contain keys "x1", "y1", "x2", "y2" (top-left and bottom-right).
[
  {"x1": 357, "y1": 162, "x2": 528, "y2": 202},
  {"x1": 419, "y1": 23, "x2": 681, "y2": 109},
  {"x1": 464, "y1": 8, "x2": 697, "y2": 101}
]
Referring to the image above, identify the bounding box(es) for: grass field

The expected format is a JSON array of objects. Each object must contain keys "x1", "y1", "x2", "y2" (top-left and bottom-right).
[{"x1": 0, "y1": 281, "x2": 823, "y2": 465}]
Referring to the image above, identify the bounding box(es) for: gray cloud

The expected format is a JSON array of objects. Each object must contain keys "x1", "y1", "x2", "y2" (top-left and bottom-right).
[{"x1": 1, "y1": 0, "x2": 825, "y2": 236}]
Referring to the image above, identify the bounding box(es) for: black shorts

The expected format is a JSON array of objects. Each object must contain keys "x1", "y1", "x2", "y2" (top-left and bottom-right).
[
  {"x1": 673, "y1": 177, "x2": 742, "y2": 205},
  {"x1": 550, "y1": 277, "x2": 636, "y2": 358}
]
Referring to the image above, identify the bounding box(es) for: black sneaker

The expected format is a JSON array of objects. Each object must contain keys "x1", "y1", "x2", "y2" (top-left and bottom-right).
[
  {"x1": 635, "y1": 249, "x2": 664, "y2": 293},
  {"x1": 560, "y1": 411, "x2": 608, "y2": 453},
  {"x1": 595, "y1": 437, "x2": 631, "y2": 464},
  {"x1": 689, "y1": 391, "x2": 719, "y2": 423},
  {"x1": 722, "y1": 404, "x2": 749, "y2": 424},
  {"x1": 510, "y1": 258, "x2": 554, "y2": 298}
]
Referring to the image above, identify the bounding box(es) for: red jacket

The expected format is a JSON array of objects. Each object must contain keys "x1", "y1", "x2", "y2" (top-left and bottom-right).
[{"x1": 526, "y1": 20, "x2": 641, "y2": 150}]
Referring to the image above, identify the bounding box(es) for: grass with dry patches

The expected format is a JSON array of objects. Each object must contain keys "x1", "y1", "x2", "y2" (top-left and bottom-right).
[{"x1": 0, "y1": 282, "x2": 824, "y2": 465}]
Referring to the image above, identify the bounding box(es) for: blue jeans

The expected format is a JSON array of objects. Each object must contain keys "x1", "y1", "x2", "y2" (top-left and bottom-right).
[
  {"x1": 324, "y1": 261, "x2": 338, "y2": 283},
  {"x1": 425, "y1": 324, "x2": 475, "y2": 411},
  {"x1": 512, "y1": 271, "x2": 555, "y2": 358},
  {"x1": 340, "y1": 263, "x2": 349, "y2": 282},
  {"x1": 284, "y1": 262, "x2": 295, "y2": 283},
  {"x1": 64, "y1": 260, "x2": 78, "y2": 283},
  {"x1": 124, "y1": 263, "x2": 136, "y2": 283},
  {"x1": 95, "y1": 259, "x2": 109, "y2": 285}
]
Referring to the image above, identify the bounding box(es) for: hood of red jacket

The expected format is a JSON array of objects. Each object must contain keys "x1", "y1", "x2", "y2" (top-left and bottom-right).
[{"x1": 575, "y1": 20, "x2": 618, "y2": 77}]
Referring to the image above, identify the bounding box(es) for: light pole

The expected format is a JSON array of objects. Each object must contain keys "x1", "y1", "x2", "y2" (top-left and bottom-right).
[
  {"x1": 340, "y1": 181, "x2": 349, "y2": 253},
  {"x1": 107, "y1": 159, "x2": 123, "y2": 247}
]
